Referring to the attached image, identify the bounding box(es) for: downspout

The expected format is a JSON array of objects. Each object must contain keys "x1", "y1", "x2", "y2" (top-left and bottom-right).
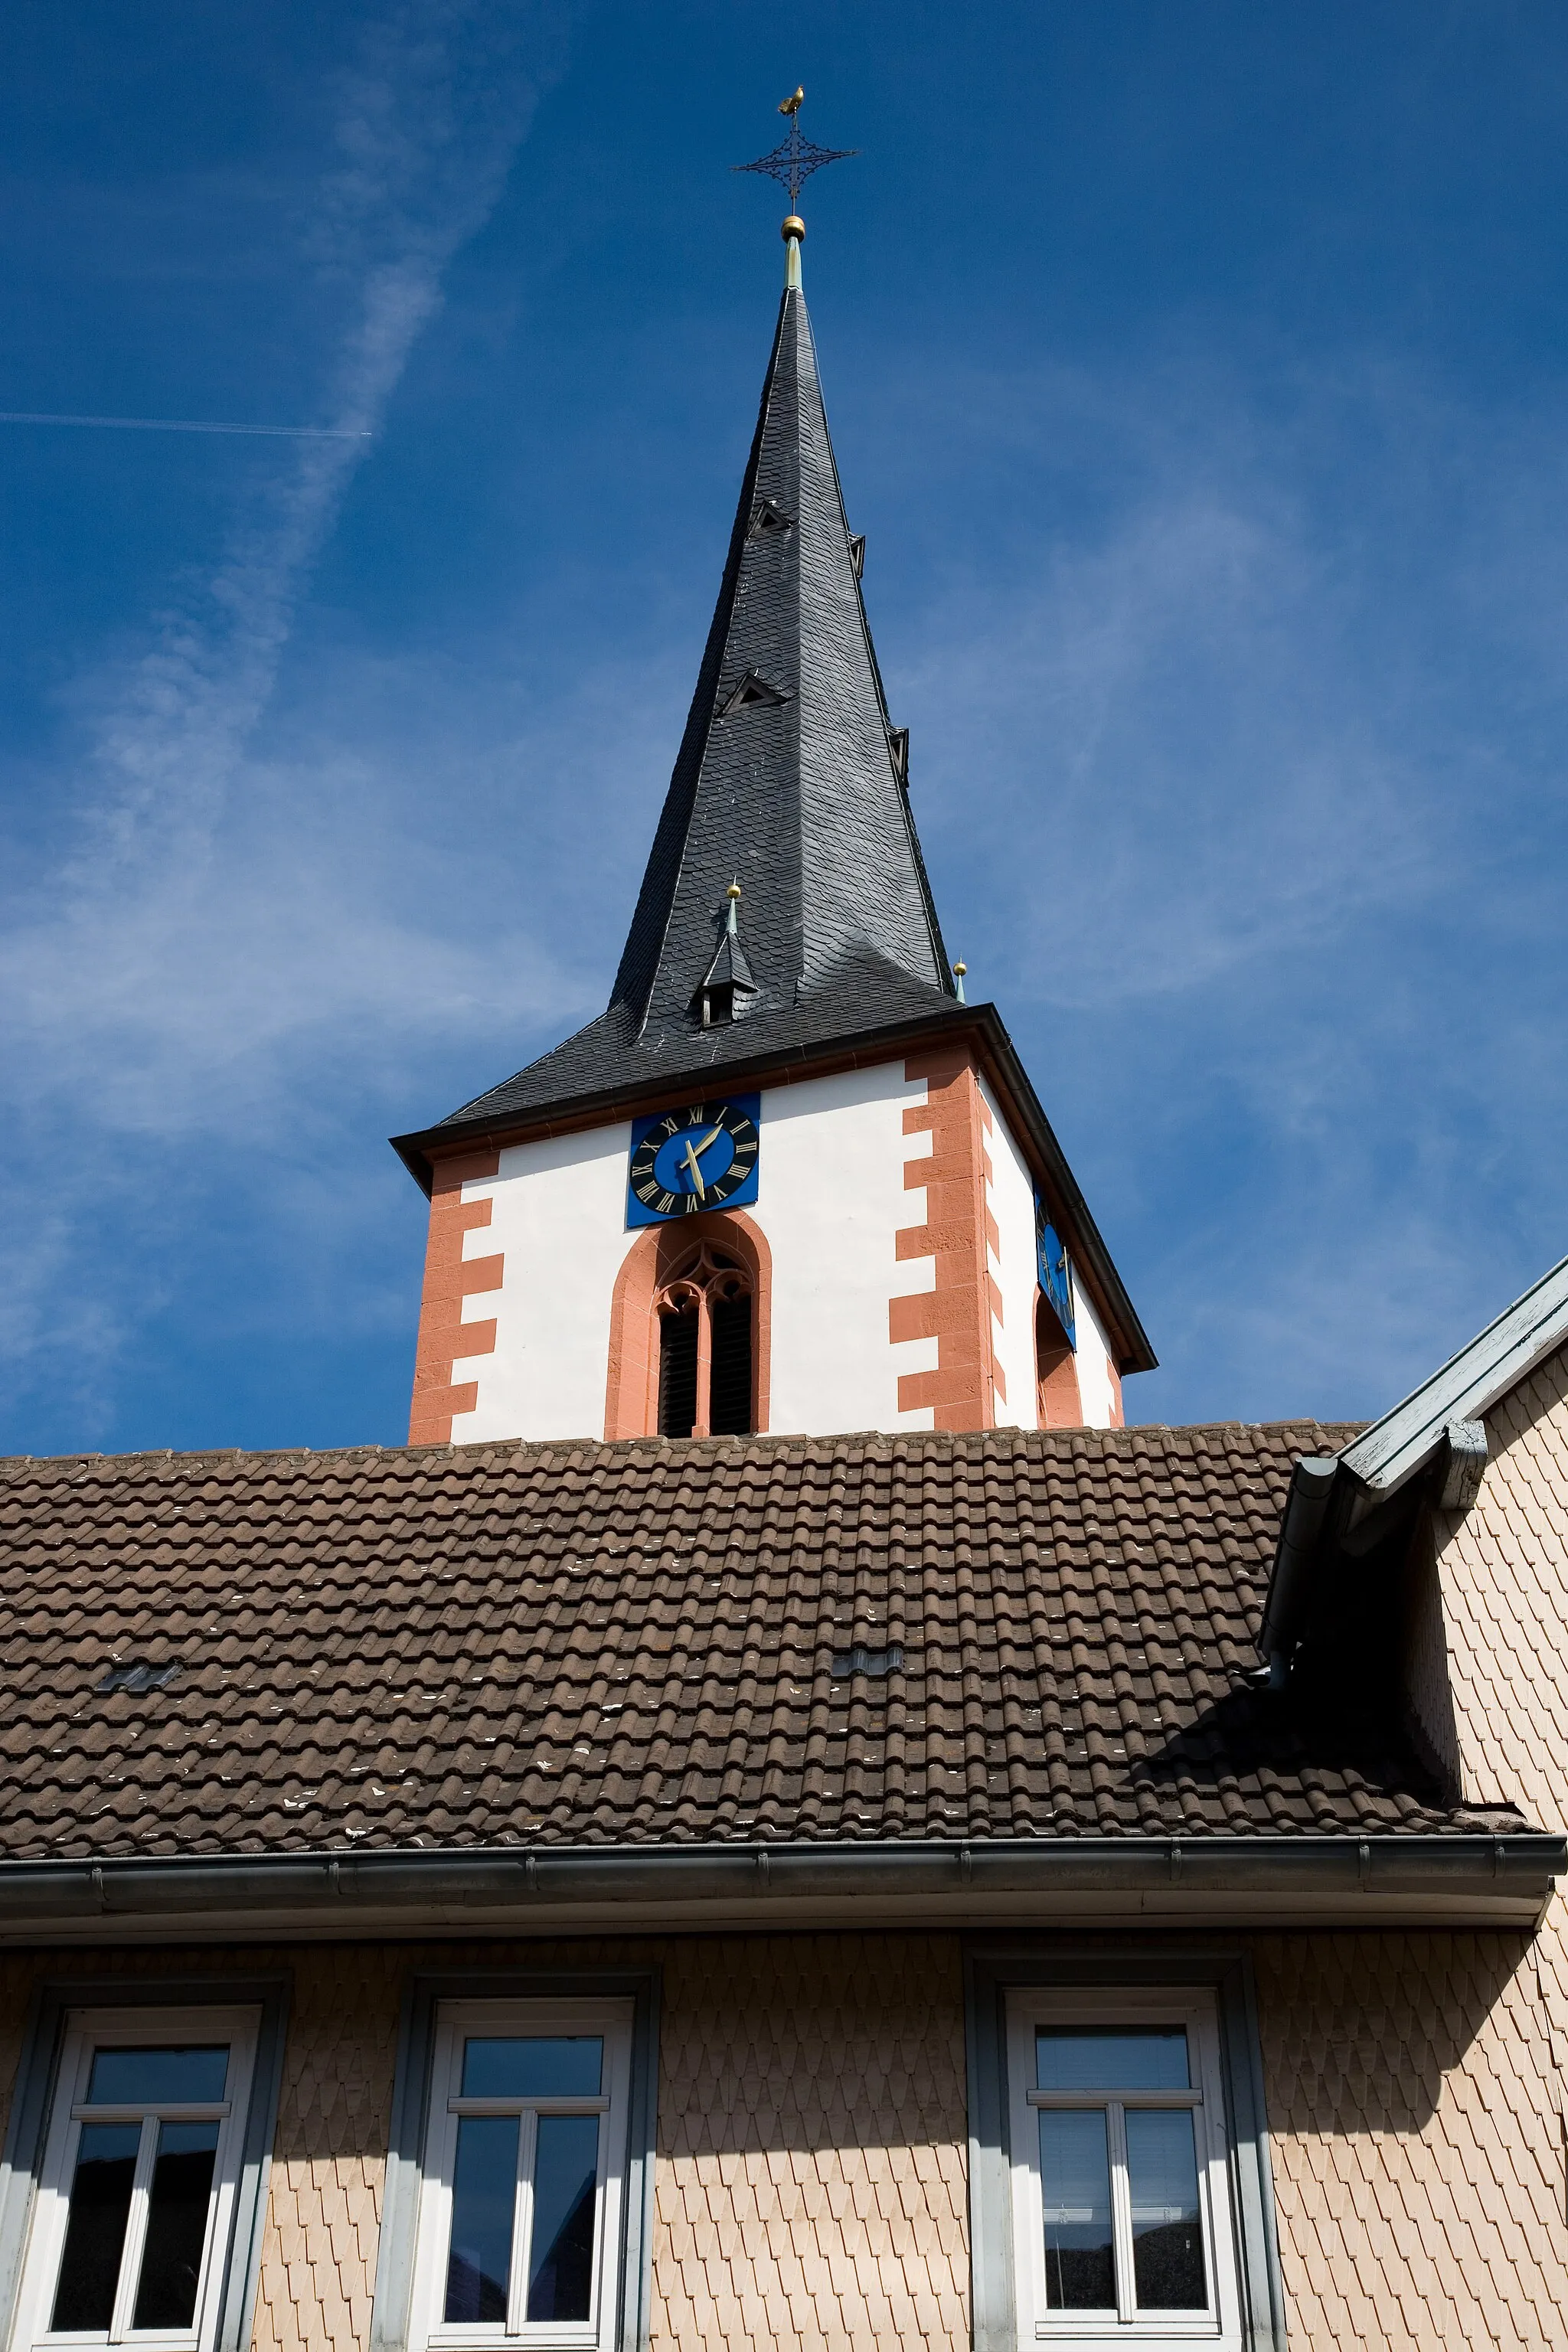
[{"x1": 1257, "y1": 1455, "x2": 1341, "y2": 1685}]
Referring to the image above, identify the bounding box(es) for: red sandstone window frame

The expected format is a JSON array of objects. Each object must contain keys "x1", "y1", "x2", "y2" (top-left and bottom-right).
[
  {"x1": 1035, "y1": 1288, "x2": 1084, "y2": 1430},
  {"x1": 604, "y1": 1211, "x2": 772, "y2": 1441}
]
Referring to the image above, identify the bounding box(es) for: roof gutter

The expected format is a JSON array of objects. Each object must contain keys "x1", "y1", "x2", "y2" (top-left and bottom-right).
[
  {"x1": 390, "y1": 1000, "x2": 1155, "y2": 1375},
  {"x1": 0, "y1": 1835, "x2": 1557, "y2": 1942}
]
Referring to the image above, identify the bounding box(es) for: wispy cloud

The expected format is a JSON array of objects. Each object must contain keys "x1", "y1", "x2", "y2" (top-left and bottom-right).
[
  {"x1": 0, "y1": 2, "x2": 568, "y2": 1423},
  {"x1": 0, "y1": 413, "x2": 370, "y2": 436},
  {"x1": 872, "y1": 343, "x2": 1568, "y2": 1419},
  {"x1": 69, "y1": 1, "x2": 556, "y2": 884}
]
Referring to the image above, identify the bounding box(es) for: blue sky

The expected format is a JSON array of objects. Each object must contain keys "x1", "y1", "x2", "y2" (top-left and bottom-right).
[{"x1": 2, "y1": 0, "x2": 1566, "y2": 1453}]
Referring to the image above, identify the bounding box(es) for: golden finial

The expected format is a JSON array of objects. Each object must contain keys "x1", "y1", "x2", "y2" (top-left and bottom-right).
[
  {"x1": 726, "y1": 880, "x2": 743, "y2": 899},
  {"x1": 952, "y1": 960, "x2": 967, "y2": 1003},
  {"x1": 733, "y1": 95, "x2": 857, "y2": 279}
]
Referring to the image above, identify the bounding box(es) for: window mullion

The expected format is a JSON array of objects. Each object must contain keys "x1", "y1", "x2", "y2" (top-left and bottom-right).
[
  {"x1": 694, "y1": 1292, "x2": 713, "y2": 1438},
  {"x1": 506, "y1": 2107, "x2": 537, "y2": 2336},
  {"x1": 107, "y1": 2114, "x2": 159, "y2": 2344},
  {"x1": 1106, "y1": 2100, "x2": 1135, "y2": 2328}
]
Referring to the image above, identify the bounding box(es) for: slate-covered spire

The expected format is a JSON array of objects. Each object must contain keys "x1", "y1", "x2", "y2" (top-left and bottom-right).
[
  {"x1": 421, "y1": 234, "x2": 956, "y2": 1133},
  {"x1": 610, "y1": 247, "x2": 952, "y2": 1038}
]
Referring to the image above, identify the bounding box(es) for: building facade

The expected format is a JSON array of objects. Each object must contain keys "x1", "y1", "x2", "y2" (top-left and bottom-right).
[{"x1": 3, "y1": 208, "x2": 1566, "y2": 2352}]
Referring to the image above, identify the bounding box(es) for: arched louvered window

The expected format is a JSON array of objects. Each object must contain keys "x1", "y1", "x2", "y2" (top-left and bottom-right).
[
  {"x1": 1036, "y1": 1291, "x2": 1084, "y2": 1430},
  {"x1": 655, "y1": 1244, "x2": 754, "y2": 1438}
]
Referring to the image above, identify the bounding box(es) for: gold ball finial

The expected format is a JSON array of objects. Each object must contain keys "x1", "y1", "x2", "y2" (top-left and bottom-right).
[
  {"x1": 726, "y1": 880, "x2": 743, "y2": 900},
  {"x1": 782, "y1": 214, "x2": 805, "y2": 242},
  {"x1": 952, "y1": 961, "x2": 967, "y2": 977}
]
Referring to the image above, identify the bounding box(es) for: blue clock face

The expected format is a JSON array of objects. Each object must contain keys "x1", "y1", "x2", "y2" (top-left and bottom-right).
[
  {"x1": 1035, "y1": 1199, "x2": 1076, "y2": 1347},
  {"x1": 627, "y1": 1096, "x2": 761, "y2": 1225}
]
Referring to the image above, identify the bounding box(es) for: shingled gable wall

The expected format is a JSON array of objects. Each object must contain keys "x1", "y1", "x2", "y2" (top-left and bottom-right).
[
  {"x1": 1396, "y1": 1341, "x2": 1568, "y2": 2343},
  {"x1": 2, "y1": 1926, "x2": 1565, "y2": 2352}
]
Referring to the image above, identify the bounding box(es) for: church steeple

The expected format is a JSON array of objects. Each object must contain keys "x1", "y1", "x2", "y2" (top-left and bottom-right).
[
  {"x1": 433, "y1": 228, "x2": 956, "y2": 1134},
  {"x1": 394, "y1": 163, "x2": 1154, "y2": 1455},
  {"x1": 612, "y1": 234, "x2": 952, "y2": 1043}
]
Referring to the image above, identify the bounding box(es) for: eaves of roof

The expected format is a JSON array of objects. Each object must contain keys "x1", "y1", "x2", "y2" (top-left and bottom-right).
[
  {"x1": 0, "y1": 1832, "x2": 1558, "y2": 1947},
  {"x1": 391, "y1": 997, "x2": 1157, "y2": 1376}
]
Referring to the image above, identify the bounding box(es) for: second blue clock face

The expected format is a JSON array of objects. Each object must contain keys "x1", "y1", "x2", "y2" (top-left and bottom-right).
[
  {"x1": 1035, "y1": 1198, "x2": 1077, "y2": 1347},
  {"x1": 626, "y1": 1096, "x2": 761, "y2": 1225}
]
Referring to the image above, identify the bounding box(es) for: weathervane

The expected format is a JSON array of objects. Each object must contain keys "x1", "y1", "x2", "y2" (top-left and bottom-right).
[{"x1": 733, "y1": 88, "x2": 856, "y2": 245}]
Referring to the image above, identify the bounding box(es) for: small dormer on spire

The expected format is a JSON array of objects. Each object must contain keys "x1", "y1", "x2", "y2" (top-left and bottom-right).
[{"x1": 695, "y1": 880, "x2": 759, "y2": 1027}]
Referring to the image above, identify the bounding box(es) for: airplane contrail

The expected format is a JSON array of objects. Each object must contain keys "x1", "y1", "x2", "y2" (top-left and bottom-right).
[{"x1": 0, "y1": 411, "x2": 372, "y2": 438}]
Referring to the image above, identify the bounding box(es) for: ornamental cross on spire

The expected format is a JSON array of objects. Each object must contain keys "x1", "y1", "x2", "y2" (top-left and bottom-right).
[{"x1": 732, "y1": 87, "x2": 857, "y2": 217}]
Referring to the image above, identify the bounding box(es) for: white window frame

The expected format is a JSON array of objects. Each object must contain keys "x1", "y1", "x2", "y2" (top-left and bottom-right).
[
  {"x1": 11, "y1": 2005, "x2": 261, "y2": 2352},
  {"x1": 1005, "y1": 1989, "x2": 1243, "y2": 2352},
  {"x1": 407, "y1": 1999, "x2": 634, "y2": 2352}
]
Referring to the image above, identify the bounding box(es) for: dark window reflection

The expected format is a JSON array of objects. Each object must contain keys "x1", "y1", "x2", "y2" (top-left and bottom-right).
[
  {"x1": 459, "y1": 2040, "x2": 603, "y2": 2099},
  {"x1": 526, "y1": 2117, "x2": 599, "y2": 2323},
  {"x1": 86, "y1": 2048, "x2": 228, "y2": 2107},
  {"x1": 1126, "y1": 2109, "x2": 1206, "y2": 2310},
  {"x1": 444, "y1": 2117, "x2": 518, "y2": 2324},
  {"x1": 51, "y1": 2125, "x2": 141, "y2": 2332},
  {"x1": 132, "y1": 2122, "x2": 220, "y2": 2329},
  {"x1": 1038, "y1": 2110, "x2": 1113, "y2": 2311}
]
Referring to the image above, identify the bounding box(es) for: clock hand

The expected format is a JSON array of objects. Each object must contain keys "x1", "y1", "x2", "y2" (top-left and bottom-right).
[
  {"x1": 681, "y1": 1138, "x2": 706, "y2": 1197},
  {"x1": 692, "y1": 1124, "x2": 725, "y2": 1156}
]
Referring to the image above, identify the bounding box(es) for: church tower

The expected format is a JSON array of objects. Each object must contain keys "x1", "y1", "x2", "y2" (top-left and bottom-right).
[{"x1": 393, "y1": 197, "x2": 1154, "y2": 1445}]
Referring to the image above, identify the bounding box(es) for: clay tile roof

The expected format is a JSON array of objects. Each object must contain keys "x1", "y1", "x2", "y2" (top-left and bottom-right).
[{"x1": 0, "y1": 1422, "x2": 1500, "y2": 1864}]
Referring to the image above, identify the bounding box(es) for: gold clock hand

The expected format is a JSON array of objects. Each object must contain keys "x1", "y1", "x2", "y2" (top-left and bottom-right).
[
  {"x1": 693, "y1": 1124, "x2": 724, "y2": 1155},
  {"x1": 681, "y1": 1138, "x2": 706, "y2": 1197}
]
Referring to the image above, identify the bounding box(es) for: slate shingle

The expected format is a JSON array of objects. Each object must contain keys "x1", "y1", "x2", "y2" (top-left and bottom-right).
[{"x1": 417, "y1": 280, "x2": 953, "y2": 1139}]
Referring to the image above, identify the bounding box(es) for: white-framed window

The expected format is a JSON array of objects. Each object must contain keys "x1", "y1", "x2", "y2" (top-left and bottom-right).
[
  {"x1": 1006, "y1": 1990, "x2": 1244, "y2": 2350},
  {"x1": 407, "y1": 2000, "x2": 633, "y2": 2352},
  {"x1": 10, "y1": 2006, "x2": 261, "y2": 2352}
]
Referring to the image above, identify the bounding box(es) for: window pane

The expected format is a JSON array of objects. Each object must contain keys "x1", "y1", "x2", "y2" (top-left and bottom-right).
[
  {"x1": 132, "y1": 2122, "x2": 220, "y2": 2330},
  {"x1": 444, "y1": 2116, "x2": 518, "y2": 2324},
  {"x1": 51, "y1": 2123, "x2": 142, "y2": 2331},
  {"x1": 1038, "y1": 2110, "x2": 1113, "y2": 2311},
  {"x1": 86, "y1": 2047, "x2": 230, "y2": 2108},
  {"x1": 459, "y1": 2037, "x2": 603, "y2": 2099},
  {"x1": 1035, "y1": 2029, "x2": 1190, "y2": 2092},
  {"x1": 526, "y1": 2117, "x2": 599, "y2": 2324},
  {"x1": 1126, "y1": 2109, "x2": 1207, "y2": 2311}
]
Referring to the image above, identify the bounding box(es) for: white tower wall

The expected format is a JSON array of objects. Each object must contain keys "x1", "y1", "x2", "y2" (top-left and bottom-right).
[{"x1": 437, "y1": 1054, "x2": 1122, "y2": 1443}]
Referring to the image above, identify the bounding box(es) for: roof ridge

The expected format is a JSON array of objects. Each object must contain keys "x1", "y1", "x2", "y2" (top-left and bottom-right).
[{"x1": 1, "y1": 1416, "x2": 1364, "y2": 1474}]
